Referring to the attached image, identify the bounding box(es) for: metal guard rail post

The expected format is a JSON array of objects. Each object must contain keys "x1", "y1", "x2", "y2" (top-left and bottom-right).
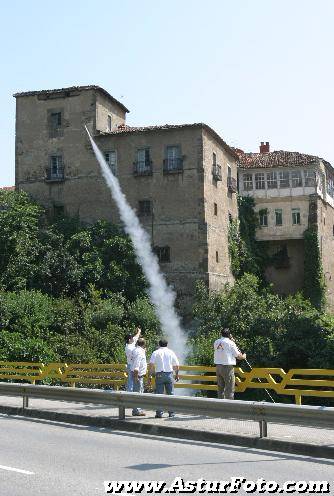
[{"x1": 0, "y1": 382, "x2": 333, "y2": 439}]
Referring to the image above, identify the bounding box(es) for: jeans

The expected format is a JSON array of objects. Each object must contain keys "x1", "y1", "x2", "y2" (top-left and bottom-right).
[
  {"x1": 132, "y1": 374, "x2": 144, "y2": 415},
  {"x1": 127, "y1": 364, "x2": 133, "y2": 392},
  {"x1": 216, "y1": 365, "x2": 235, "y2": 399},
  {"x1": 155, "y1": 371, "x2": 174, "y2": 416}
]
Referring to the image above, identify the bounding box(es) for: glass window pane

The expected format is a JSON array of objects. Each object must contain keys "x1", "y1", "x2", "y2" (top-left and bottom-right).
[
  {"x1": 279, "y1": 171, "x2": 290, "y2": 188},
  {"x1": 275, "y1": 209, "x2": 283, "y2": 226},
  {"x1": 243, "y1": 173, "x2": 253, "y2": 191},
  {"x1": 291, "y1": 171, "x2": 302, "y2": 187},
  {"x1": 267, "y1": 171, "x2": 277, "y2": 189},
  {"x1": 255, "y1": 172, "x2": 265, "y2": 190}
]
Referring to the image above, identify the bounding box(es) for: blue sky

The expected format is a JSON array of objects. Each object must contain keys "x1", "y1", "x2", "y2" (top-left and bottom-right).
[{"x1": 1, "y1": 0, "x2": 334, "y2": 187}]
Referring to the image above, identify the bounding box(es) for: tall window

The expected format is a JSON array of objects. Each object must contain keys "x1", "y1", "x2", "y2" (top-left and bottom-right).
[
  {"x1": 292, "y1": 208, "x2": 301, "y2": 225},
  {"x1": 138, "y1": 200, "x2": 151, "y2": 216},
  {"x1": 259, "y1": 209, "x2": 268, "y2": 227},
  {"x1": 164, "y1": 145, "x2": 182, "y2": 172},
  {"x1": 275, "y1": 209, "x2": 283, "y2": 226},
  {"x1": 107, "y1": 115, "x2": 112, "y2": 132},
  {"x1": 50, "y1": 112, "x2": 61, "y2": 129},
  {"x1": 255, "y1": 172, "x2": 265, "y2": 190},
  {"x1": 214, "y1": 203, "x2": 218, "y2": 216},
  {"x1": 216, "y1": 251, "x2": 219, "y2": 263},
  {"x1": 105, "y1": 151, "x2": 117, "y2": 175},
  {"x1": 136, "y1": 148, "x2": 151, "y2": 174},
  {"x1": 50, "y1": 155, "x2": 63, "y2": 176},
  {"x1": 304, "y1": 170, "x2": 316, "y2": 187},
  {"x1": 212, "y1": 152, "x2": 217, "y2": 166},
  {"x1": 243, "y1": 173, "x2": 253, "y2": 191},
  {"x1": 291, "y1": 171, "x2": 302, "y2": 187},
  {"x1": 267, "y1": 171, "x2": 277, "y2": 189},
  {"x1": 279, "y1": 171, "x2": 290, "y2": 188},
  {"x1": 154, "y1": 246, "x2": 170, "y2": 263}
]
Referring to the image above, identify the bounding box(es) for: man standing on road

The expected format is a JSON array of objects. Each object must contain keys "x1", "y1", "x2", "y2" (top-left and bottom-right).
[
  {"x1": 214, "y1": 328, "x2": 246, "y2": 400},
  {"x1": 125, "y1": 327, "x2": 141, "y2": 392},
  {"x1": 148, "y1": 338, "x2": 179, "y2": 418},
  {"x1": 131, "y1": 337, "x2": 147, "y2": 417}
]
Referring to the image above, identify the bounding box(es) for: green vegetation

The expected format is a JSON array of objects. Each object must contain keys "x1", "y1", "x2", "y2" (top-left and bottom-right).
[
  {"x1": 191, "y1": 274, "x2": 334, "y2": 371},
  {"x1": 0, "y1": 190, "x2": 333, "y2": 388},
  {"x1": 303, "y1": 226, "x2": 326, "y2": 310},
  {"x1": 0, "y1": 190, "x2": 160, "y2": 362}
]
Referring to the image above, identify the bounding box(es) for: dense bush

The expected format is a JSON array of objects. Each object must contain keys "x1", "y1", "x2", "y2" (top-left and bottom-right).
[{"x1": 190, "y1": 274, "x2": 334, "y2": 371}]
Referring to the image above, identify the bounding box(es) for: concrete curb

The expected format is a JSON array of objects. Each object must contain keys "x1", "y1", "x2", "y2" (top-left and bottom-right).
[{"x1": 0, "y1": 405, "x2": 333, "y2": 460}]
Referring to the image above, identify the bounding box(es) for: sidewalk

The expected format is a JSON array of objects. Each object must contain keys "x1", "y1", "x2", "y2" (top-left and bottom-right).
[{"x1": 0, "y1": 394, "x2": 333, "y2": 458}]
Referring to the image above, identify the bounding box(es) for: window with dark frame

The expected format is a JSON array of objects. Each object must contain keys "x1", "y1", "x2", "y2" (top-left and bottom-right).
[
  {"x1": 216, "y1": 251, "x2": 219, "y2": 263},
  {"x1": 53, "y1": 205, "x2": 65, "y2": 218},
  {"x1": 138, "y1": 200, "x2": 152, "y2": 216},
  {"x1": 50, "y1": 112, "x2": 61, "y2": 129},
  {"x1": 214, "y1": 203, "x2": 218, "y2": 216},
  {"x1": 105, "y1": 150, "x2": 117, "y2": 175},
  {"x1": 50, "y1": 155, "x2": 63, "y2": 175},
  {"x1": 135, "y1": 148, "x2": 151, "y2": 174},
  {"x1": 292, "y1": 208, "x2": 301, "y2": 225},
  {"x1": 275, "y1": 209, "x2": 283, "y2": 226},
  {"x1": 154, "y1": 246, "x2": 170, "y2": 263},
  {"x1": 259, "y1": 209, "x2": 268, "y2": 227}
]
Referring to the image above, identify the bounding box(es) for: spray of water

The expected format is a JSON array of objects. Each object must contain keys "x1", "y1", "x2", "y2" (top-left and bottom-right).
[{"x1": 85, "y1": 127, "x2": 188, "y2": 363}]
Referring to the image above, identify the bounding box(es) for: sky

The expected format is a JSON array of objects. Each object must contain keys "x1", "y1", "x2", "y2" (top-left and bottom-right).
[{"x1": 1, "y1": 0, "x2": 334, "y2": 187}]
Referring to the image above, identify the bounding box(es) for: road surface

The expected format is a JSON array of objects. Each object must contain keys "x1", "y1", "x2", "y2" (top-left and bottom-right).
[{"x1": 0, "y1": 414, "x2": 333, "y2": 495}]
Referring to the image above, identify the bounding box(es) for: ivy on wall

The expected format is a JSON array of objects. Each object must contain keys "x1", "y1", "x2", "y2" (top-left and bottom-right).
[
  {"x1": 228, "y1": 196, "x2": 268, "y2": 280},
  {"x1": 303, "y1": 226, "x2": 326, "y2": 310}
]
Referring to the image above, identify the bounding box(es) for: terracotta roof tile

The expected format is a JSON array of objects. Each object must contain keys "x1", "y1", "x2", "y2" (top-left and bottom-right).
[
  {"x1": 0, "y1": 186, "x2": 15, "y2": 191},
  {"x1": 233, "y1": 148, "x2": 325, "y2": 169}
]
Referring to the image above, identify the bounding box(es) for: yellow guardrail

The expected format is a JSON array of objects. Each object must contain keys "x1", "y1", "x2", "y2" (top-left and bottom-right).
[{"x1": 0, "y1": 362, "x2": 333, "y2": 405}]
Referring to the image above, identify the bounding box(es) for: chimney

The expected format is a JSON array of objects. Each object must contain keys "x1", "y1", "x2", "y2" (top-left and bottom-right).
[{"x1": 259, "y1": 141, "x2": 270, "y2": 153}]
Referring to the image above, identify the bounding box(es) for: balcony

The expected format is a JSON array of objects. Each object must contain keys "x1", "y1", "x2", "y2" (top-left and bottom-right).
[
  {"x1": 163, "y1": 157, "x2": 183, "y2": 174},
  {"x1": 227, "y1": 176, "x2": 237, "y2": 193},
  {"x1": 45, "y1": 166, "x2": 65, "y2": 182},
  {"x1": 212, "y1": 164, "x2": 222, "y2": 181},
  {"x1": 133, "y1": 160, "x2": 153, "y2": 176}
]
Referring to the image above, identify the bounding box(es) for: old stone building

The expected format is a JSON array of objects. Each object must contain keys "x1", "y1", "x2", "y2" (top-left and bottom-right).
[
  {"x1": 14, "y1": 85, "x2": 238, "y2": 315},
  {"x1": 237, "y1": 142, "x2": 334, "y2": 311}
]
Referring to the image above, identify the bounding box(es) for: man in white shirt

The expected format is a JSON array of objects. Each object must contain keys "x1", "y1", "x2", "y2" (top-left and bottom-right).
[
  {"x1": 214, "y1": 328, "x2": 246, "y2": 400},
  {"x1": 148, "y1": 338, "x2": 179, "y2": 418},
  {"x1": 131, "y1": 337, "x2": 147, "y2": 416},
  {"x1": 125, "y1": 327, "x2": 141, "y2": 392}
]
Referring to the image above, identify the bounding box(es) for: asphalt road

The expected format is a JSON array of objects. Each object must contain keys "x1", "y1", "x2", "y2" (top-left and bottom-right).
[{"x1": 0, "y1": 414, "x2": 333, "y2": 496}]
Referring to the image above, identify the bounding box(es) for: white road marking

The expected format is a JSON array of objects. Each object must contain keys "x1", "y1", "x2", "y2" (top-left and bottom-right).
[{"x1": 0, "y1": 464, "x2": 34, "y2": 475}]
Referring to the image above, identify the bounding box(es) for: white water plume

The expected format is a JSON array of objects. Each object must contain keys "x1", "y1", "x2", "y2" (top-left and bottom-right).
[{"x1": 85, "y1": 127, "x2": 187, "y2": 363}]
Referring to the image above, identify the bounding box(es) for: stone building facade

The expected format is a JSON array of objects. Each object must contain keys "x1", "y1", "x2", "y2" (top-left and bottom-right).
[
  {"x1": 237, "y1": 143, "x2": 334, "y2": 311},
  {"x1": 14, "y1": 85, "x2": 238, "y2": 315}
]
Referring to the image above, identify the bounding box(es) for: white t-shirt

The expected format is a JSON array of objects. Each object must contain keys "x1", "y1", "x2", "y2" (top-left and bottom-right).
[
  {"x1": 213, "y1": 337, "x2": 240, "y2": 365},
  {"x1": 130, "y1": 346, "x2": 147, "y2": 376},
  {"x1": 125, "y1": 335, "x2": 139, "y2": 365},
  {"x1": 149, "y1": 347, "x2": 179, "y2": 373}
]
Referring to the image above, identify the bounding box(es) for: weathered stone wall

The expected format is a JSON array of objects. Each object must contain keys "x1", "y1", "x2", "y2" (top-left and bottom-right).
[
  {"x1": 317, "y1": 197, "x2": 334, "y2": 312},
  {"x1": 96, "y1": 127, "x2": 206, "y2": 315},
  {"x1": 202, "y1": 129, "x2": 238, "y2": 292}
]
